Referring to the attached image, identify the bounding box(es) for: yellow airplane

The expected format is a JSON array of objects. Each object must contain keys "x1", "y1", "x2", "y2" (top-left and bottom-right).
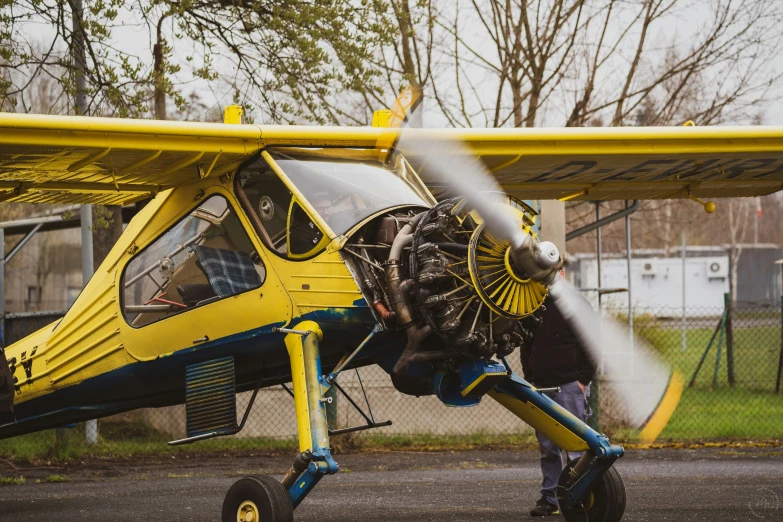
[{"x1": 0, "y1": 104, "x2": 781, "y2": 522}]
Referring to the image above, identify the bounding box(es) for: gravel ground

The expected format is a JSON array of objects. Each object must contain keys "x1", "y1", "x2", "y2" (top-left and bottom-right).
[{"x1": 0, "y1": 447, "x2": 781, "y2": 521}]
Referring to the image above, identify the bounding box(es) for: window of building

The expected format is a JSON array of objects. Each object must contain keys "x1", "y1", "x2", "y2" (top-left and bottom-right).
[
  {"x1": 66, "y1": 286, "x2": 81, "y2": 308},
  {"x1": 26, "y1": 286, "x2": 41, "y2": 305},
  {"x1": 122, "y1": 195, "x2": 265, "y2": 327}
]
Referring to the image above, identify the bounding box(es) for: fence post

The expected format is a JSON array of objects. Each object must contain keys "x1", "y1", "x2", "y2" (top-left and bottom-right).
[
  {"x1": 724, "y1": 293, "x2": 735, "y2": 387},
  {"x1": 711, "y1": 300, "x2": 727, "y2": 390},
  {"x1": 776, "y1": 295, "x2": 783, "y2": 394},
  {"x1": 689, "y1": 314, "x2": 722, "y2": 387},
  {"x1": 588, "y1": 373, "x2": 600, "y2": 431}
]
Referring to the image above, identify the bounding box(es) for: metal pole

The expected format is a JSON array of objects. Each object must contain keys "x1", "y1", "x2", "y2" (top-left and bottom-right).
[
  {"x1": 625, "y1": 201, "x2": 634, "y2": 363},
  {"x1": 776, "y1": 295, "x2": 783, "y2": 394},
  {"x1": 81, "y1": 207, "x2": 97, "y2": 444},
  {"x1": 5, "y1": 223, "x2": 43, "y2": 263},
  {"x1": 725, "y1": 291, "x2": 735, "y2": 387},
  {"x1": 754, "y1": 198, "x2": 761, "y2": 244},
  {"x1": 73, "y1": 0, "x2": 98, "y2": 445},
  {"x1": 712, "y1": 295, "x2": 727, "y2": 389},
  {"x1": 588, "y1": 202, "x2": 601, "y2": 431},
  {"x1": 80, "y1": 209, "x2": 94, "y2": 280},
  {"x1": 596, "y1": 203, "x2": 602, "y2": 311},
  {"x1": 682, "y1": 232, "x2": 687, "y2": 352}
]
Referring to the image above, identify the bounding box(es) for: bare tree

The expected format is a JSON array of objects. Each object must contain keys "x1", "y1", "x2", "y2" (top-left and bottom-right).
[{"x1": 403, "y1": 0, "x2": 783, "y2": 129}]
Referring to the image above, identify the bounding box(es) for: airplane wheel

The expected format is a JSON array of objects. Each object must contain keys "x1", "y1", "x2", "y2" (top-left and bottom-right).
[
  {"x1": 222, "y1": 475, "x2": 293, "y2": 522},
  {"x1": 556, "y1": 460, "x2": 626, "y2": 522}
]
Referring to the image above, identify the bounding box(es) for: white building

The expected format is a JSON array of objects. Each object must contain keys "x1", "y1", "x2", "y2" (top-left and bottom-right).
[{"x1": 568, "y1": 244, "x2": 782, "y2": 315}]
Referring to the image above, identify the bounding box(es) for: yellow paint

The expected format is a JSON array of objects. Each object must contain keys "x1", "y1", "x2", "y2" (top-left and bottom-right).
[
  {"x1": 488, "y1": 389, "x2": 589, "y2": 452},
  {"x1": 1, "y1": 112, "x2": 783, "y2": 205},
  {"x1": 558, "y1": 189, "x2": 587, "y2": 202},
  {"x1": 118, "y1": 182, "x2": 292, "y2": 362},
  {"x1": 469, "y1": 224, "x2": 546, "y2": 319},
  {"x1": 372, "y1": 110, "x2": 391, "y2": 128},
  {"x1": 2, "y1": 110, "x2": 782, "y2": 431},
  {"x1": 460, "y1": 373, "x2": 489, "y2": 397},
  {"x1": 688, "y1": 194, "x2": 717, "y2": 213},
  {"x1": 224, "y1": 105, "x2": 244, "y2": 124},
  {"x1": 273, "y1": 249, "x2": 365, "y2": 318},
  {"x1": 639, "y1": 370, "x2": 685, "y2": 445},
  {"x1": 5, "y1": 175, "x2": 293, "y2": 405},
  {"x1": 284, "y1": 321, "x2": 323, "y2": 453},
  {"x1": 2, "y1": 141, "x2": 365, "y2": 416},
  {"x1": 375, "y1": 86, "x2": 422, "y2": 161}
]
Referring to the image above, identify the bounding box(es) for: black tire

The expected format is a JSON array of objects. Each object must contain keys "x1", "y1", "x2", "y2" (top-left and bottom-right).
[
  {"x1": 222, "y1": 475, "x2": 294, "y2": 522},
  {"x1": 557, "y1": 460, "x2": 626, "y2": 522}
]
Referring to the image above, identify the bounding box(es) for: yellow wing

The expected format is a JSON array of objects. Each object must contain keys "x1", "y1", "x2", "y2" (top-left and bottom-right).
[
  {"x1": 2, "y1": 112, "x2": 782, "y2": 205},
  {"x1": 394, "y1": 127, "x2": 783, "y2": 201},
  {"x1": 0, "y1": 113, "x2": 261, "y2": 205}
]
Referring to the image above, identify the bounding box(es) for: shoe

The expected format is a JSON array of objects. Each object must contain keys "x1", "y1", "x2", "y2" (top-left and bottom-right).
[{"x1": 530, "y1": 498, "x2": 560, "y2": 517}]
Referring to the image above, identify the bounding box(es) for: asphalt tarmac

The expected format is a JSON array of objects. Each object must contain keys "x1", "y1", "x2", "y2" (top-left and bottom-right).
[{"x1": 0, "y1": 448, "x2": 781, "y2": 521}]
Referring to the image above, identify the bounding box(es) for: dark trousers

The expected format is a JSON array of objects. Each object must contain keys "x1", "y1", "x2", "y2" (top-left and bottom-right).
[{"x1": 535, "y1": 380, "x2": 589, "y2": 505}]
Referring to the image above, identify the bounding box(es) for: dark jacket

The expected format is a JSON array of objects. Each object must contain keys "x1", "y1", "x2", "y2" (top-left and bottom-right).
[
  {"x1": 0, "y1": 335, "x2": 15, "y2": 424},
  {"x1": 520, "y1": 293, "x2": 597, "y2": 388}
]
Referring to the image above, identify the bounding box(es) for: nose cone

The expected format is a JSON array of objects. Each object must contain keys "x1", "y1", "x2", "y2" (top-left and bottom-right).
[{"x1": 535, "y1": 241, "x2": 560, "y2": 269}]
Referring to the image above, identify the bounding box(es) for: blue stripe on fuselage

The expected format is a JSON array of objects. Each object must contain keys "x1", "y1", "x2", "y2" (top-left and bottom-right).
[{"x1": 0, "y1": 305, "x2": 388, "y2": 439}]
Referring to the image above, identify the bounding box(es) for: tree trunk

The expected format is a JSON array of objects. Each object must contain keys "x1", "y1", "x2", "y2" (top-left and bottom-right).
[
  {"x1": 525, "y1": 82, "x2": 540, "y2": 127},
  {"x1": 153, "y1": 42, "x2": 166, "y2": 120},
  {"x1": 92, "y1": 206, "x2": 124, "y2": 269}
]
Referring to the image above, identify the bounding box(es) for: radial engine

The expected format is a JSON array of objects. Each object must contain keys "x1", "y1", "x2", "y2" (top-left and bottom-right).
[{"x1": 343, "y1": 196, "x2": 563, "y2": 405}]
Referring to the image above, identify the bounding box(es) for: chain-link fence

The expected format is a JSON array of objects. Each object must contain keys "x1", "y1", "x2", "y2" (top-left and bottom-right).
[
  {"x1": 2, "y1": 298, "x2": 782, "y2": 461},
  {"x1": 598, "y1": 298, "x2": 783, "y2": 441}
]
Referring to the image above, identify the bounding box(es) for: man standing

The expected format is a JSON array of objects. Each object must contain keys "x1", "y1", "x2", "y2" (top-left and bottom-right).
[
  {"x1": 520, "y1": 271, "x2": 596, "y2": 517},
  {"x1": 0, "y1": 329, "x2": 14, "y2": 425}
]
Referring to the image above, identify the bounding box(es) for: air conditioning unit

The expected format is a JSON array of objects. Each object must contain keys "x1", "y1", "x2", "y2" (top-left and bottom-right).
[
  {"x1": 641, "y1": 261, "x2": 657, "y2": 277},
  {"x1": 706, "y1": 257, "x2": 728, "y2": 279}
]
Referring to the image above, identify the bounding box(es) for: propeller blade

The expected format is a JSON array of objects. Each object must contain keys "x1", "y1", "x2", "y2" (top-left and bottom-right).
[
  {"x1": 397, "y1": 130, "x2": 527, "y2": 249},
  {"x1": 549, "y1": 278, "x2": 683, "y2": 440},
  {"x1": 397, "y1": 125, "x2": 682, "y2": 442}
]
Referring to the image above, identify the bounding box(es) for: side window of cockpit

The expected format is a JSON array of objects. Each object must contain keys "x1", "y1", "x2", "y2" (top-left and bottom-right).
[
  {"x1": 288, "y1": 201, "x2": 325, "y2": 257},
  {"x1": 236, "y1": 159, "x2": 293, "y2": 255},
  {"x1": 235, "y1": 158, "x2": 328, "y2": 260},
  {"x1": 121, "y1": 195, "x2": 266, "y2": 327}
]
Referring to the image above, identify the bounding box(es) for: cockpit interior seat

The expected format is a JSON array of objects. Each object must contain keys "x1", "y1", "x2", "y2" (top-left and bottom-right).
[
  {"x1": 189, "y1": 245, "x2": 262, "y2": 297},
  {"x1": 177, "y1": 283, "x2": 218, "y2": 308}
]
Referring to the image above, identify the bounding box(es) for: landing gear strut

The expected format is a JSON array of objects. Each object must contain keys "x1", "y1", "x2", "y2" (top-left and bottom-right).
[{"x1": 222, "y1": 321, "x2": 338, "y2": 521}]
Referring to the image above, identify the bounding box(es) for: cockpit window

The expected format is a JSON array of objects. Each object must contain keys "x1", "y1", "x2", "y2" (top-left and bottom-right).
[
  {"x1": 268, "y1": 148, "x2": 432, "y2": 236},
  {"x1": 121, "y1": 195, "x2": 265, "y2": 327},
  {"x1": 235, "y1": 160, "x2": 294, "y2": 255},
  {"x1": 289, "y1": 201, "x2": 324, "y2": 256}
]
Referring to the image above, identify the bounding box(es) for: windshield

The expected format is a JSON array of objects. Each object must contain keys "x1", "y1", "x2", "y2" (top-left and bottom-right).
[{"x1": 269, "y1": 148, "x2": 433, "y2": 235}]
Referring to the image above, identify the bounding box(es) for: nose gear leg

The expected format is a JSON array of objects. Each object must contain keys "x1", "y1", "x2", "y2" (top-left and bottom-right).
[
  {"x1": 279, "y1": 321, "x2": 339, "y2": 509},
  {"x1": 490, "y1": 372, "x2": 626, "y2": 520},
  {"x1": 221, "y1": 321, "x2": 338, "y2": 521}
]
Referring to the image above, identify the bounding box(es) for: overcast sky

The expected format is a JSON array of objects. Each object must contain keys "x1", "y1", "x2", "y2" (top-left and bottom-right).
[{"x1": 18, "y1": 1, "x2": 783, "y2": 127}]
